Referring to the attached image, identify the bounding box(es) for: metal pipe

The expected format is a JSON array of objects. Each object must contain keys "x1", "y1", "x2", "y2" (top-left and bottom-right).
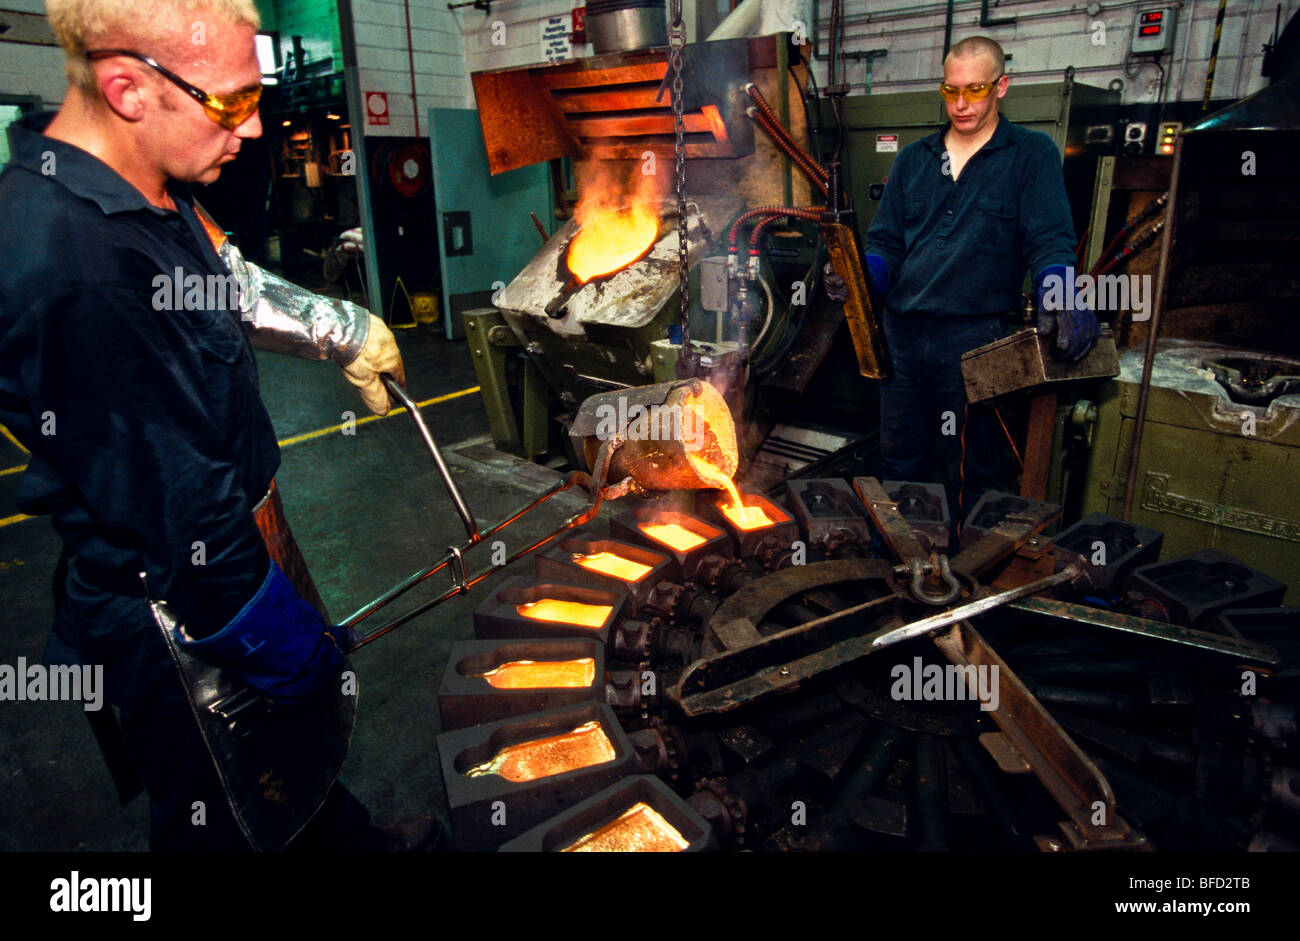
[
  {"x1": 1121, "y1": 133, "x2": 1183, "y2": 521},
  {"x1": 913, "y1": 734, "x2": 949, "y2": 851},
  {"x1": 403, "y1": 0, "x2": 420, "y2": 139},
  {"x1": 942, "y1": 0, "x2": 954, "y2": 59},
  {"x1": 1202, "y1": 0, "x2": 1229, "y2": 111},
  {"x1": 979, "y1": 0, "x2": 1015, "y2": 27}
]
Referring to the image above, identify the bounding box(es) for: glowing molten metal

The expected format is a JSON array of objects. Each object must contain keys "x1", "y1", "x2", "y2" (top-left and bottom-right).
[
  {"x1": 719, "y1": 497, "x2": 776, "y2": 530},
  {"x1": 567, "y1": 204, "x2": 659, "y2": 283},
  {"x1": 566, "y1": 164, "x2": 661, "y2": 283},
  {"x1": 560, "y1": 802, "x2": 690, "y2": 853},
  {"x1": 572, "y1": 551, "x2": 653, "y2": 582},
  {"x1": 639, "y1": 522, "x2": 707, "y2": 552},
  {"x1": 466, "y1": 720, "x2": 616, "y2": 782},
  {"x1": 686, "y1": 449, "x2": 774, "y2": 530},
  {"x1": 516, "y1": 599, "x2": 614, "y2": 628},
  {"x1": 474, "y1": 658, "x2": 596, "y2": 690}
]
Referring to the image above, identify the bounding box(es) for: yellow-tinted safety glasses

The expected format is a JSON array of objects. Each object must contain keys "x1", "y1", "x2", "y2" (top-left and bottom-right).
[
  {"x1": 938, "y1": 77, "x2": 1003, "y2": 103},
  {"x1": 86, "y1": 49, "x2": 262, "y2": 131}
]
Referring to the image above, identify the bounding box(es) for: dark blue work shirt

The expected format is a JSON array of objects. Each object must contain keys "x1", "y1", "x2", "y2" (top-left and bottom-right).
[
  {"x1": 866, "y1": 115, "x2": 1076, "y2": 318},
  {"x1": 0, "y1": 112, "x2": 278, "y2": 660}
]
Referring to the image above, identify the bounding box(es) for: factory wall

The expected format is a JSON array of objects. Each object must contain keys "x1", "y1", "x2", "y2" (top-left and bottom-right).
[
  {"x1": 451, "y1": 0, "x2": 1297, "y2": 108},
  {"x1": 0, "y1": 0, "x2": 70, "y2": 108},
  {"x1": 813, "y1": 0, "x2": 1297, "y2": 105},
  {"x1": 344, "y1": 0, "x2": 471, "y2": 137},
  {"x1": 457, "y1": 0, "x2": 592, "y2": 74}
]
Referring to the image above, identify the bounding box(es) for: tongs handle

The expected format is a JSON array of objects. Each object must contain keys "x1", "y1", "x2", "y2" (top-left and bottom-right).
[{"x1": 382, "y1": 374, "x2": 480, "y2": 543}]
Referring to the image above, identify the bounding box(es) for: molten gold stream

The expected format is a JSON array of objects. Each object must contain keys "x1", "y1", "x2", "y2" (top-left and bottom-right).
[
  {"x1": 466, "y1": 720, "x2": 616, "y2": 782},
  {"x1": 560, "y1": 802, "x2": 689, "y2": 852},
  {"x1": 686, "y1": 450, "x2": 774, "y2": 531},
  {"x1": 473, "y1": 658, "x2": 596, "y2": 689}
]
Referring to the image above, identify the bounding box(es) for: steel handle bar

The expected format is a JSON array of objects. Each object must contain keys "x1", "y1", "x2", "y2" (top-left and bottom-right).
[
  {"x1": 383, "y1": 375, "x2": 479, "y2": 543},
  {"x1": 341, "y1": 421, "x2": 622, "y2": 651}
]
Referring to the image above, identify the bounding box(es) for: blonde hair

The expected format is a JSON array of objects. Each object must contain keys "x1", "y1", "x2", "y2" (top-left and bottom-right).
[
  {"x1": 47, "y1": 0, "x2": 260, "y2": 92},
  {"x1": 945, "y1": 36, "x2": 1006, "y2": 77}
]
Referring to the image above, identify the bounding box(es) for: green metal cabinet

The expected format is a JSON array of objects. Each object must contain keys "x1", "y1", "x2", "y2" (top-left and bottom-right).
[{"x1": 1080, "y1": 343, "x2": 1300, "y2": 605}]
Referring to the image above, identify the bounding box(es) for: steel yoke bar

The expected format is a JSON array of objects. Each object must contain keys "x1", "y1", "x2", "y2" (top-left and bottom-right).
[
  {"x1": 871, "y1": 566, "x2": 1080, "y2": 649},
  {"x1": 932, "y1": 621, "x2": 1147, "y2": 850},
  {"x1": 1008, "y1": 596, "x2": 1280, "y2": 668},
  {"x1": 853, "y1": 476, "x2": 928, "y2": 562}
]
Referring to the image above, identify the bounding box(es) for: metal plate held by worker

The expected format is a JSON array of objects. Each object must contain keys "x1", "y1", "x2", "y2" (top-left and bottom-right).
[
  {"x1": 961, "y1": 327, "x2": 1119, "y2": 403},
  {"x1": 150, "y1": 599, "x2": 355, "y2": 852}
]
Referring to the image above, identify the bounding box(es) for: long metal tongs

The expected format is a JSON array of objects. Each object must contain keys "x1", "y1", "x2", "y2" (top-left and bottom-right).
[{"x1": 341, "y1": 377, "x2": 629, "y2": 651}]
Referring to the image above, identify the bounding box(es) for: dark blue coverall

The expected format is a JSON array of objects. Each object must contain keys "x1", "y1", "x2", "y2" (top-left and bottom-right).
[
  {"x1": 0, "y1": 113, "x2": 370, "y2": 850},
  {"x1": 865, "y1": 115, "x2": 1077, "y2": 522}
]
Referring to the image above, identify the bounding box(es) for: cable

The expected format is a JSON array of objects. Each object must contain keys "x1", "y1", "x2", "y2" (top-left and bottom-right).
[
  {"x1": 745, "y1": 84, "x2": 828, "y2": 183},
  {"x1": 728, "y1": 205, "x2": 826, "y2": 252},
  {"x1": 804, "y1": 60, "x2": 827, "y2": 156},
  {"x1": 958, "y1": 403, "x2": 969, "y2": 531},
  {"x1": 753, "y1": 273, "x2": 776, "y2": 353},
  {"x1": 748, "y1": 108, "x2": 830, "y2": 195},
  {"x1": 752, "y1": 240, "x2": 822, "y2": 377},
  {"x1": 993, "y1": 406, "x2": 1024, "y2": 469}
]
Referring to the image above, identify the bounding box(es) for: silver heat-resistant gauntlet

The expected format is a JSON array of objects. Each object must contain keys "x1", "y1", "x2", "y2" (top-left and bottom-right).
[{"x1": 219, "y1": 239, "x2": 370, "y2": 367}]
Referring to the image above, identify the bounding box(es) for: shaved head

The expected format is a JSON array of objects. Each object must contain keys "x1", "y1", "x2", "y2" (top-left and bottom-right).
[{"x1": 945, "y1": 35, "x2": 1005, "y2": 78}]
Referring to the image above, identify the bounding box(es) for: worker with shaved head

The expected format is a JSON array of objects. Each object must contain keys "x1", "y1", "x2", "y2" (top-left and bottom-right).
[
  {"x1": 840, "y1": 36, "x2": 1098, "y2": 526},
  {"x1": 0, "y1": 0, "x2": 433, "y2": 850}
]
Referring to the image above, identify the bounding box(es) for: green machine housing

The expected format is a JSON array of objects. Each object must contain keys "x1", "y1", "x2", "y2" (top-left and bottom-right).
[{"x1": 1079, "y1": 78, "x2": 1300, "y2": 603}]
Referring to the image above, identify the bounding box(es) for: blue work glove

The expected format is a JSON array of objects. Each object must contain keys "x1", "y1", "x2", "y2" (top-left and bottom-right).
[
  {"x1": 824, "y1": 252, "x2": 890, "y2": 303},
  {"x1": 865, "y1": 253, "x2": 890, "y2": 295},
  {"x1": 1034, "y1": 264, "x2": 1100, "y2": 363},
  {"x1": 175, "y1": 561, "x2": 349, "y2": 706}
]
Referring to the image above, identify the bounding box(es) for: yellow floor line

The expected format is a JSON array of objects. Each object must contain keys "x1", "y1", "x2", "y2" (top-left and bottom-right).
[
  {"x1": 277, "y1": 385, "x2": 480, "y2": 448},
  {"x1": 0, "y1": 385, "x2": 481, "y2": 529},
  {"x1": 0, "y1": 424, "x2": 29, "y2": 454}
]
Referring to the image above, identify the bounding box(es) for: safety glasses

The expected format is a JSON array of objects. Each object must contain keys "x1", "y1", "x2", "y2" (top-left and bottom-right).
[
  {"x1": 938, "y1": 76, "x2": 1004, "y2": 103},
  {"x1": 85, "y1": 49, "x2": 262, "y2": 131}
]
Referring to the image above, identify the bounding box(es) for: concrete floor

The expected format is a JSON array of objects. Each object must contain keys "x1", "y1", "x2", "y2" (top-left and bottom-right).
[{"x1": 0, "y1": 323, "x2": 586, "y2": 851}]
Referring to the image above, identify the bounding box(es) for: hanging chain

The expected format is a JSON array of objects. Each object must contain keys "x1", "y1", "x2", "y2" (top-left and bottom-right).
[{"x1": 668, "y1": 0, "x2": 691, "y2": 375}]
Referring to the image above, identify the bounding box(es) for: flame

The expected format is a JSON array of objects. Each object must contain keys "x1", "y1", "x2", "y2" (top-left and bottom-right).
[
  {"x1": 517, "y1": 598, "x2": 614, "y2": 628},
  {"x1": 466, "y1": 720, "x2": 616, "y2": 782},
  {"x1": 474, "y1": 658, "x2": 596, "y2": 689},
  {"x1": 560, "y1": 802, "x2": 689, "y2": 852},
  {"x1": 566, "y1": 164, "x2": 661, "y2": 283},
  {"x1": 639, "y1": 522, "x2": 707, "y2": 552},
  {"x1": 572, "y1": 551, "x2": 653, "y2": 582}
]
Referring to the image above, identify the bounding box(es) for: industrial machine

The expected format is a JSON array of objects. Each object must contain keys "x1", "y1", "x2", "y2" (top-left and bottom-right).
[
  {"x1": 462, "y1": 30, "x2": 878, "y2": 485},
  {"x1": 350, "y1": 10, "x2": 1300, "y2": 853},
  {"x1": 334, "y1": 366, "x2": 1298, "y2": 853},
  {"x1": 1077, "y1": 62, "x2": 1300, "y2": 604}
]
